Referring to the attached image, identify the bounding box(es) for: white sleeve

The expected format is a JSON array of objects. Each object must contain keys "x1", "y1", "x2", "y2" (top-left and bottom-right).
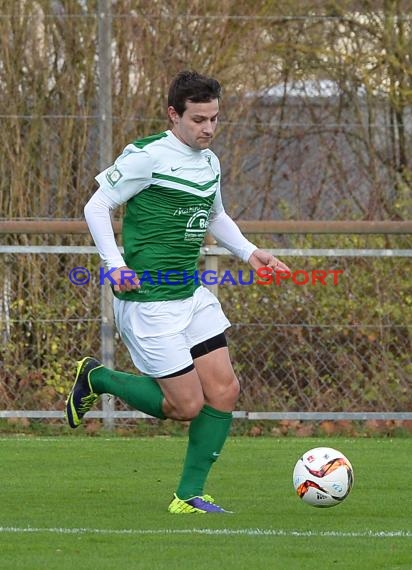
[
  {"x1": 208, "y1": 195, "x2": 257, "y2": 262},
  {"x1": 84, "y1": 188, "x2": 126, "y2": 269},
  {"x1": 95, "y1": 144, "x2": 153, "y2": 205}
]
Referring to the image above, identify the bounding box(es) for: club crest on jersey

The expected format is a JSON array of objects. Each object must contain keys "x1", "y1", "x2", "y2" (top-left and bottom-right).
[{"x1": 106, "y1": 165, "x2": 123, "y2": 187}]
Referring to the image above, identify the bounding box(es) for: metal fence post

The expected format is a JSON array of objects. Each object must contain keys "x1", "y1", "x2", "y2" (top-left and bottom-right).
[
  {"x1": 100, "y1": 282, "x2": 114, "y2": 429},
  {"x1": 203, "y1": 235, "x2": 219, "y2": 299},
  {"x1": 98, "y1": 0, "x2": 114, "y2": 429}
]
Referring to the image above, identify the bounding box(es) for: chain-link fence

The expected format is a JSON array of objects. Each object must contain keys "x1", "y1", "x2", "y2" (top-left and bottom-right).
[{"x1": 1, "y1": 240, "x2": 411, "y2": 428}]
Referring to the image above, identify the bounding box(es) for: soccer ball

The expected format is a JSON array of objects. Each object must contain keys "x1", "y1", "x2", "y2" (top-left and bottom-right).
[{"x1": 292, "y1": 447, "x2": 354, "y2": 508}]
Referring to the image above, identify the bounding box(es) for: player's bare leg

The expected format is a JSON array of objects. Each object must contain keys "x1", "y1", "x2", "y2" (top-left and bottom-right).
[{"x1": 162, "y1": 348, "x2": 239, "y2": 513}]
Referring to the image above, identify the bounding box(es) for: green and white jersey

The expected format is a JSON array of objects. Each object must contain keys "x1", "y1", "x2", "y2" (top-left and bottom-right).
[{"x1": 95, "y1": 130, "x2": 223, "y2": 302}]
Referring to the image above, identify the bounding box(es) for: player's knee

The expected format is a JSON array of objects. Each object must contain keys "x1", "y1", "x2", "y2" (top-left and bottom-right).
[
  {"x1": 172, "y1": 395, "x2": 205, "y2": 421},
  {"x1": 228, "y1": 374, "x2": 240, "y2": 403},
  {"x1": 181, "y1": 402, "x2": 204, "y2": 421},
  {"x1": 223, "y1": 371, "x2": 240, "y2": 399},
  {"x1": 206, "y1": 373, "x2": 240, "y2": 410}
]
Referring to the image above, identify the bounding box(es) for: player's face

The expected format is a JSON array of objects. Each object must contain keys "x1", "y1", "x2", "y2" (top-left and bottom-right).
[{"x1": 168, "y1": 99, "x2": 219, "y2": 150}]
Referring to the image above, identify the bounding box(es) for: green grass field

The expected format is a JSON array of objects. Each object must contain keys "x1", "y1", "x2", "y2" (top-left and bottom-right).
[{"x1": 0, "y1": 435, "x2": 411, "y2": 570}]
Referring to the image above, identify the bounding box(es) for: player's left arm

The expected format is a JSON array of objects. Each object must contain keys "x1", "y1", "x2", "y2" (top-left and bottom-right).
[
  {"x1": 207, "y1": 191, "x2": 290, "y2": 272},
  {"x1": 247, "y1": 248, "x2": 290, "y2": 274}
]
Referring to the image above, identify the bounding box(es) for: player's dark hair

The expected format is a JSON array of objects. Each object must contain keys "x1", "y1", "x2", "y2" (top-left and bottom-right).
[{"x1": 167, "y1": 71, "x2": 221, "y2": 116}]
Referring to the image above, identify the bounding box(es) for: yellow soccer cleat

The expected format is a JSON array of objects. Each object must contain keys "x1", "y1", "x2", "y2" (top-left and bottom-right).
[
  {"x1": 168, "y1": 493, "x2": 232, "y2": 513},
  {"x1": 65, "y1": 357, "x2": 102, "y2": 428}
]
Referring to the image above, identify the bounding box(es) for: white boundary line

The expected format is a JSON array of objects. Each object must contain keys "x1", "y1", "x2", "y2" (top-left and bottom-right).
[{"x1": 0, "y1": 526, "x2": 410, "y2": 538}]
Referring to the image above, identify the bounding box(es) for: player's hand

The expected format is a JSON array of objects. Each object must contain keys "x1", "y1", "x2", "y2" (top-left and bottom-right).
[
  {"x1": 248, "y1": 249, "x2": 290, "y2": 274},
  {"x1": 111, "y1": 266, "x2": 140, "y2": 292}
]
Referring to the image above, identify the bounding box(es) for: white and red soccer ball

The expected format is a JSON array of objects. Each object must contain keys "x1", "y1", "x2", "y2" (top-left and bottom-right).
[{"x1": 293, "y1": 447, "x2": 354, "y2": 508}]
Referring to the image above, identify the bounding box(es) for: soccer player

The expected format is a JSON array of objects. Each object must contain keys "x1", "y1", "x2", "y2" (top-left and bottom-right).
[{"x1": 66, "y1": 70, "x2": 289, "y2": 513}]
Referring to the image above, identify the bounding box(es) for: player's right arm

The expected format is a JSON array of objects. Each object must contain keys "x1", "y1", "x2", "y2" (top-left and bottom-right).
[
  {"x1": 84, "y1": 146, "x2": 152, "y2": 292},
  {"x1": 84, "y1": 190, "x2": 139, "y2": 292}
]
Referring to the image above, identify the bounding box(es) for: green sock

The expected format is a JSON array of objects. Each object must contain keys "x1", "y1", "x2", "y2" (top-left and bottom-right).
[
  {"x1": 176, "y1": 404, "x2": 233, "y2": 499},
  {"x1": 89, "y1": 366, "x2": 166, "y2": 419}
]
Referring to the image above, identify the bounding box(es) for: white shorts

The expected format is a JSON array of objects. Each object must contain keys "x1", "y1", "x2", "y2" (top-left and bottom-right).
[{"x1": 113, "y1": 286, "x2": 231, "y2": 377}]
